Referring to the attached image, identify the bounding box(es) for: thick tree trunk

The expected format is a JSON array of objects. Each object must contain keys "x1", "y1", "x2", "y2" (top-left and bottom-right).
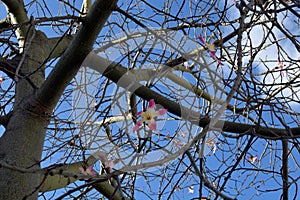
[
  {"x1": 0, "y1": 0, "x2": 117, "y2": 199},
  {"x1": 0, "y1": 106, "x2": 49, "y2": 200},
  {"x1": 0, "y1": 30, "x2": 50, "y2": 199}
]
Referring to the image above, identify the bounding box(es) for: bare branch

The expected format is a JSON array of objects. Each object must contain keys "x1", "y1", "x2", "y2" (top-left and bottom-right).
[
  {"x1": 282, "y1": 139, "x2": 289, "y2": 200},
  {"x1": 0, "y1": 112, "x2": 12, "y2": 128},
  {"x1": 84, "y1": 53, "x2": 299, "y2": 139},
  {"x1": 36, "y1": 0, "x2": 118, "y2": 110},
  {"x1": 0, "y1": 17, "x2": 10, "y2": 30},
  {"x1": 2, "y1": 0, "x2": 30, "y2": 48}
]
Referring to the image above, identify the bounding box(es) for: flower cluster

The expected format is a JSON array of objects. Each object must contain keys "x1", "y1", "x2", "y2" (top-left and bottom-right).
[{"x1": 133, "y1": 99, "x2": 168, "y2": 132}]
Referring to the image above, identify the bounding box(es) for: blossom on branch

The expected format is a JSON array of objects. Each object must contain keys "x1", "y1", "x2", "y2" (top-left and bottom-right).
[
  {"x1": 133, "y1": 99, "x2": 168, "y2": 132},
  {"x1": 198, "y1": 34, "x2": 224, "y2": 66},
  {"x1": 79, "y1": 165, "x2": 97, "y2": 180},
  {"x1": 95, "y1": 151, "x2": 115, "y2": 173}
]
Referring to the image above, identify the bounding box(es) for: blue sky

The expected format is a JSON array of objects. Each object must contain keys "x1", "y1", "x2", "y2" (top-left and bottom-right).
[{"x1": 1, "y1": 1, "x2": 300, "y2": 199}]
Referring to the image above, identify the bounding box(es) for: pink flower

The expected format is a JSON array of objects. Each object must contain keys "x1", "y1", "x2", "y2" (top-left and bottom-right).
[
  {"x1": 198, "y1": 34, "x2": 224, "y2": 66},
  {"x1": 133, "y1": 99, "x2": 167, "y2": 132},
  {"x1": 79, "y1": 165, "x2": 97, "y2": 180},
  {"x1": 247, "y1": 155, "x2": 258, "y2": 164}
]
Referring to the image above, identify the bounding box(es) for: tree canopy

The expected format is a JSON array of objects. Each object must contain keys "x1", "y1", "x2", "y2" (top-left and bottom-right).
[{"x1": 0, "y1": 0, "x2": 299, "y2": 199}]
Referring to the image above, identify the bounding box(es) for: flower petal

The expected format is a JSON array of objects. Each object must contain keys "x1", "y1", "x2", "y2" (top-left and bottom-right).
[
  {"x1": 207, "y1": 44, "x2": 215, "y2": 52},
  {"x1": 133, "y1": 121, "x2": 142, "y2": 132},
  {"x1": 79, "y1": 167, "x2": 85, "y2": 174},
  {"x1": 87, "y1": 166, "x2": 97, "y2": 176},
  {"x1": 89, "y1": 170, "x2": 97, "y2": 176},
  {"x1": 198, "y1": 34, "x2": 207, "y2": 45},
  {"x1": 158, "y1": 109, "x2": 168, "y2": 115},
  {"x1": 136, "y1": 111, "x2": 143, "y2": 116},
  {"x1": 149, "y1": 99, "x2": 156, "y2": 109},
  {"x1": 209, "y1": 50, "x2": 216, "y2": 57},
  {"x1": 210, "y1": 51, "x2": 224, "y2": 66},
  {"x1": 148, "y1": 120, "x2": 157, "y2": 130},
  {"x1": 87, "y1": 165, "x2": 94, "y2": 172}
]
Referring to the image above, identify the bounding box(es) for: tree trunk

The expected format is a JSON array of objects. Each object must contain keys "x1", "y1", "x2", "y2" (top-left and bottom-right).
[
  {"x1": 0, "y1": 0, "x2": 117, "y2": 198},
  {"x1": 0, "y1": 106, "x2": 49, "y2": 200},
  {"x1": 0, "y1": 30, "x2": 51, "y2": 200}
]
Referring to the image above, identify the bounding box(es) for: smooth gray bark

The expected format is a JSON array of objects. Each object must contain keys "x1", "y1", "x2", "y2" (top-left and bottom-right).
[{"x1": 0, "y1": 0, "x2": 118, "y2": 199}]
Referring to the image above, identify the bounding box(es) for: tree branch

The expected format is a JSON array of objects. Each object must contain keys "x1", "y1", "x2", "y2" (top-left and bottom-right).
[
  {"x1": 46, "y1": 35, "x2": 74, "y2": 60},
  {"x1": 282, "y1": 139, "x2": 289, "y2": 200},
  {"x1": 2, "y1": 0, "x2": 30, "y2": 48},
  {"x1": 39, "y1": 156, "x2": 97, "y2": 192},
  {"x1": 93, "y1": 181, "x2": 130, "y2": 200},
  {"x1": 0, "y1": 112, "x2": 12, "y2": 128},
  {"x1": 39, "y1": 154, "x2": 129, "y2": 200},
  {"x1": 0, "y1": 154, "x2": 128, "y2": 199},
  {"x1": 83, "y1": 53, "x2": 300, "y2": 139},
  {"x1": 36, "y1": 0, "x2": 118, "y2": 110},
  {"x1": 186, "y1": 151, "x2": 235, "y2": 200},
  {"x1": 0, "y1": 155, "x2": 128, "y2": 200},
  {"x1": 0, "y1": 17, "x2": 10, "y2": 30},
  {"x1": 0, "y1": 57, "x2": 19, "y2": 78}
]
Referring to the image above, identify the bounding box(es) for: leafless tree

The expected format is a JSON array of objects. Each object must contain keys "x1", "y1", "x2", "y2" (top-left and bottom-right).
[{"x1": 0, "y1": 0, "x2": 299, "y2": 199}]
